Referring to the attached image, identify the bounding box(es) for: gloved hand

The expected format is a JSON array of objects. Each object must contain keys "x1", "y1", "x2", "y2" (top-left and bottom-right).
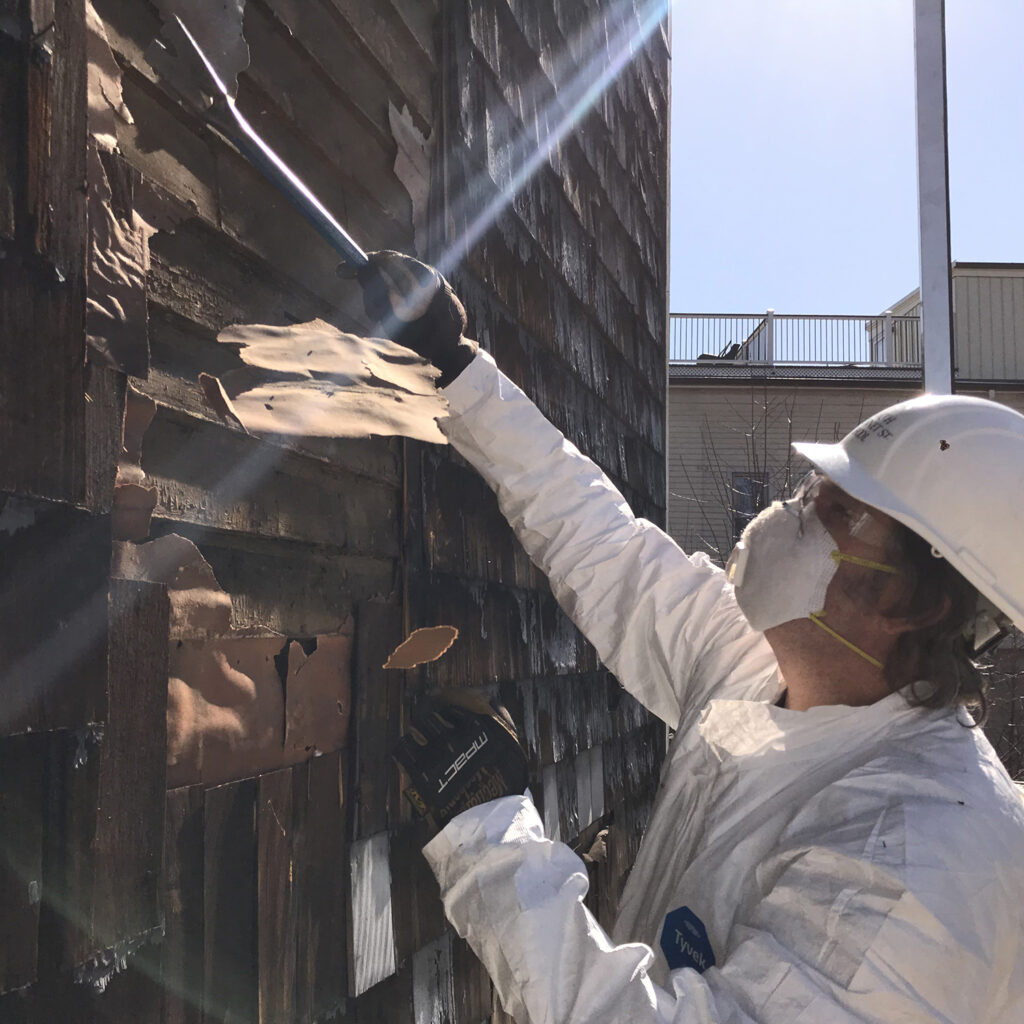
[
  {"x1": 356, "y1": 250, "x2": 478, "y2": 386},
  {"x1": 393, "y1": 689, "x2": 529, "y2": 833}
]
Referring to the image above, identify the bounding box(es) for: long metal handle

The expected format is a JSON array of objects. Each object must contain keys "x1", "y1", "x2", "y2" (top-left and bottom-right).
[{"x1": 174, "y1": 16, "x2": 368, "y2": 270}]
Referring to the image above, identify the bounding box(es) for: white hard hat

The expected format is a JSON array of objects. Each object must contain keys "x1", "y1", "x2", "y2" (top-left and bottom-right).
[{"x1": 792, "y1": 394, "x2": 1024, "y2": 632}]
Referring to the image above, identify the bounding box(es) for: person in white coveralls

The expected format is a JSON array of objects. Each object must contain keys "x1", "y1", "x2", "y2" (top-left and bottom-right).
[{"x1": 360, "y1": 251, "x2": 1024, "y2": 1024}]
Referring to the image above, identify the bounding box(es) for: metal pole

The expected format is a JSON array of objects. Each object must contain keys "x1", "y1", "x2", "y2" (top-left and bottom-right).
[{"x1": 913, "y1": 0, "x2": 955, "y2": 393}]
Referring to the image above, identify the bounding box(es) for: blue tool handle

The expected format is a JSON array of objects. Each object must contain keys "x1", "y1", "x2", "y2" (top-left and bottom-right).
[
  {"x1": 173, "y1": 15, "x2": 368, "y2": 270},
  {"x1": 221, "y1": 104, "x2": 369, "y2": 269}
]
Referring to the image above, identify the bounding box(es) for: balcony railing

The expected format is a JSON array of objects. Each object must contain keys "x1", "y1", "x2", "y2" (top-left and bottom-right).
[{"x1": 669, "y1": 311, "x2": 922, "y2": 367}]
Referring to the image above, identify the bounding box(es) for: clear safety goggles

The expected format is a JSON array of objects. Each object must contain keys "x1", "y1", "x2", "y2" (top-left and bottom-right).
[
  {"x1": 795, "y1": 473, "x2": 1012, "y2": 658},
  {"x1": 792, "y1": 470, "x2": 895, "y2": 552}
]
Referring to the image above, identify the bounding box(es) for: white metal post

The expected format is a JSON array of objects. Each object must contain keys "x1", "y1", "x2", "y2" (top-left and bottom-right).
[
  {"x1": 913, "y1": 0, "x2": 955, "y2": 394},
  {"x1": 764, "y1": 308, "x2": 774, "y2": 363},
  {"x1": 883, "y1": 309, "x2": 894, "y2": 365}
]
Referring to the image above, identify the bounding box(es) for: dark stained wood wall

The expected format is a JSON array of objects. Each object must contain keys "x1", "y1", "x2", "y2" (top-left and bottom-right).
[{"x1": 0, "y1": 0, "x2": 669, "y2": 1020}]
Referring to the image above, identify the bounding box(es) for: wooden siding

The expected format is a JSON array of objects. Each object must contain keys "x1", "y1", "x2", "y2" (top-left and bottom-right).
[{"x1": 0, "y1": 2, "x2": 669, "y2": 1021}]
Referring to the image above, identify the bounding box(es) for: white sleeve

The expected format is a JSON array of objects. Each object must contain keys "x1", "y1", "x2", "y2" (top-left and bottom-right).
[
  {"x1": 440, "y1": 352, "x2": 776, "y2": 728},
  {"x1": 425, "y1": 796, "x2": 1002, "y2": 1024}
]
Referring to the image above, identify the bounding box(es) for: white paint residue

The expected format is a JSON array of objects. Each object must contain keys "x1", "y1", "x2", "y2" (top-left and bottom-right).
[
  {"x1": 590, "y1": 743, "x2": 605, "y2": 823},
  {"x1": 412, "y1": 933, "x2": 455, "y2": 1024},
  {"x1": 349, "y1": 833, "x2": 397, "y2": 996},
  {"x1": 576, "y1": 747, "x2": 593, "y2": 830},
  {"x1": 542, "y1": 765, "x2": 561, "y2": 842},
  {"x1": 388, "y1": 102, "x2": 433, "y2": 257}
]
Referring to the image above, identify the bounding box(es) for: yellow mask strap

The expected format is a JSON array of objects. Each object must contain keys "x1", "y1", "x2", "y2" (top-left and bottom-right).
[
  {"x1": 830, "y1": 550, "x2": 899, "y2": 575},
  {"x1": 808, "y1": 611, "x2": 884, "y2": 670}
]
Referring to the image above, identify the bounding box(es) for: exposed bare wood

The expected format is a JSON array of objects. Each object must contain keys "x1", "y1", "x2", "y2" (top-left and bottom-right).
[
  {"x1": 203, "y1": 778, "x2": 257, "y2": 1023},
  {"x1": 257, "y1": 768, "x2": 297, "y2": 1023},
  {"x1": 82, "y1": 578, "x2": 169, "y2": 971},
  {"x1": 0, "y1": 733, "x2": 47, "y2": 994}
]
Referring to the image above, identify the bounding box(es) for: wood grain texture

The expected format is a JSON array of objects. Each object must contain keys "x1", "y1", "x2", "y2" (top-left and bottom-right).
[
  {"x1": 0, "y1": 0, "x2": 88, "y2": 505},
  {"x1": 293, "y1": 752, "x2": 348, "y2": 1022},
  {"x1": 86, "y1": 578, "x2": 169, "y2": 962},
  {"x1": 351, "y1": 601, "x2": 404, "y2": 839},
  {"x1": 0, "y1": 733, "x2": 47, "y2": 994},
  {"x1": 0, "y1": 0, "x2": 671, "y2": 1016},
  {"x1": 203, "y1": 778, "x2": 258, "y2": 1024},
  {"x1": 0, "y1": 503, "x2": 109, "y2": 737},
  {"x1": 162, "y1": 785, "x2": 205, "y2": 1024},
  {"x1": 257, "y1": 768, "x2": 296, "y2": 1023}
]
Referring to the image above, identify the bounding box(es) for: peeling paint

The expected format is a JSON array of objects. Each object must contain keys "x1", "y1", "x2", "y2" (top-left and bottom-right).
[
  {"x1": 576, "y1": 746, "x2": 593, "y2": 829},
  {"x1": 112, "y1": 534, "x2": 232, "y2": 638},
  {"x1": 468, "y1": 582, "x2": 488, "y2": 640},
  {"x1": 146, "y1": 0, "x2": 249, "y2": 107},
  {"x1": 72, "y1": 722, "x2": 105, "y2": 769},
  {"x1": 544, "y1": 608, "x2": 577, "y2": 673},
  {"x1": 388, "y1": 102, "x2": 433, "y2": 258},
  {"x1": 86, "y1": 4, "x2": 157, "y2": 375},
  {"x1": 383, "y1": 625, "x2": 458, "y2": 670},
  {"x1": 167, "y1": 633, "x2": 289, "y2": 787},
  {"x1": 72, "y1": 923, "x2": 165, "y2": 993},
  {"x1": 590, "y1": 742, "x2": 605, "y2": 822},
  {"x1": 201, "y1": 319, "x2": 449, "y2": 443},
  {"x1": 113, "y1": 385, "x2": 158, "y2": 540},
  {"x1": 542, "y1": 763, "x2": 561, "y2": 842},
  {"x1": 412, "y1": 932, "x2": 455, "y2": 1024},
  {"x1": 86, "y1": 2, "x2": 133, "y2": 153},
  {"x1": 285, "y1": 629, "x2": 353, "y2": 753}
]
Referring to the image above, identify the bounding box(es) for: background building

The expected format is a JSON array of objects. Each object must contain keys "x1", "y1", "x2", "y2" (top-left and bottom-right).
[
  {"x1": 0, "y1": 1, "x2": 669, "y2": 1019},
  {"x1": 667, "y1": 262, "x2": 1024, "y2": 777}
]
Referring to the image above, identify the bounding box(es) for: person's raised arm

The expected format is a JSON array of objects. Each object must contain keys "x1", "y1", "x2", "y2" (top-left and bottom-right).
[{"x1": 357, "y1": 252, "x2": 777, "y2": 727}]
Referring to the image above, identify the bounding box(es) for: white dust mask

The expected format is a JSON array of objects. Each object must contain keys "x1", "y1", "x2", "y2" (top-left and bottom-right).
[
  {"x1": 726, "y1": 498, "x2": 835, "y2": 632},
  {"x1": 726, "y1": 496, "x2": 900, "y2": 668}
]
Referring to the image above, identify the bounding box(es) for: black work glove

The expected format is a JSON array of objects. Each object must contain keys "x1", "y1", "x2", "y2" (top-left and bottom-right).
[
  {"x1": 356, "y1": 250, "x2": 478, "y2": 386},
  {"x1": 393, "y1": 689, "x2": 529, "y2": 833}
]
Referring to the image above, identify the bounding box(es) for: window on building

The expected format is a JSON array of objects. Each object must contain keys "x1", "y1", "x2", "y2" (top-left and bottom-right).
[{"x1": 731, "y1": 472, "x2": 769, "y2": 543}]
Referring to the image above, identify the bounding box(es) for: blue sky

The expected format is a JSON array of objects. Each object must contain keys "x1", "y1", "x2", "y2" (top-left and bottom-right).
[{"x1": 669, "y1": 1, "x2": 1024, "y2": 314}]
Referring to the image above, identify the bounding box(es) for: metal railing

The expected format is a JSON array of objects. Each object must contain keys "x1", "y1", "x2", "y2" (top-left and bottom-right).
[{"x1": 669, "y1": 310, "x2": 922, "y2": 366}]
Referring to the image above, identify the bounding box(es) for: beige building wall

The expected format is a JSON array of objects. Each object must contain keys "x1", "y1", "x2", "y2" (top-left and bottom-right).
[
  {"x1": 954, "y1": 268, "x2": 1024, "y2": 380},
  {"x1": 667, "y1": 381, "x2": 1024, "y2": 561},
  {"x1": 887, "y1": 264, "x2": 1024, "y2": 381}
]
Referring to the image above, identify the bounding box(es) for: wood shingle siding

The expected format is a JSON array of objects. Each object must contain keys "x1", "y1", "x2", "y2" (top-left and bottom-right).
[{"x1": 0, "y1": 1, "x2": 669, "y2": 1019}]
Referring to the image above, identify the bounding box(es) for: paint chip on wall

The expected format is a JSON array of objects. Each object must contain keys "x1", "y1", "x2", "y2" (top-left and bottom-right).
[
  {"x1": 412, "y1": 933, "x2": 455, "y2": 1024},
  {"x1": 112, "y1": 534, "x2": 233, "y2": 639},
  {"x1": 388, "y1": 102, "x2": 433, "y2": 258},
  {"x1": 146, "y1": 0, "x2": 249, "y2": 108},
  {"x1": 285, "y1": 629, "x2": 353, "y2": 754},
  {"x1": 383, "y1": 626, "x2": 458, "y2": 670},
  {"x1": 201, "y1": 319, "x2": 448, "y2": 443},
  {"x1": 86, "y1": 3, "x2": 156, "y2": 375},
  {"x1": 113, "y1": 385, "x2": 158, "y2": 541}
]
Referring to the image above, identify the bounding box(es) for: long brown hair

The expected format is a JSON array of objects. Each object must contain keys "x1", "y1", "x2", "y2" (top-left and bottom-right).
[{"x1": 881, "y1": 522, "x2": 986, "y2": 720}]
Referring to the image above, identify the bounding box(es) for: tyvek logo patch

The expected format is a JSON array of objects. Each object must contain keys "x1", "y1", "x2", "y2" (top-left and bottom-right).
[{"x1": 660, "y1": 906, "x2": 715, "y2": 974}]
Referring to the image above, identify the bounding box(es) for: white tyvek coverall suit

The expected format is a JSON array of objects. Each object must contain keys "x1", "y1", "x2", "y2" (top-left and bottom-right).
[{"x1": 423, "y1": 351, "x2": 1024, "y2": 1023}]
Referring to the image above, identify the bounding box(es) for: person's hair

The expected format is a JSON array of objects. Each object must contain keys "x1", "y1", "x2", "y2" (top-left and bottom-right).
[{"x1": 879, "y1": 521, "x2": 987, "y2": 720}]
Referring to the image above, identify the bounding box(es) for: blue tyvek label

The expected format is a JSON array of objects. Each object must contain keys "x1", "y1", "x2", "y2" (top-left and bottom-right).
[{"x1": 660, "y1": 906, "x2": 716, "y2": 973}]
